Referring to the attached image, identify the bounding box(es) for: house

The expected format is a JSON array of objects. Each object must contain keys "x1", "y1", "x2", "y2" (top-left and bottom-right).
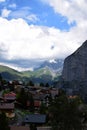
[
  {"x1": 23, "y1": 114, "x2": 46, "y2": 125},
  {"x1": 10, "y1": 126, "x2": 30, "y2": 130},
  {"x1": 34, "y1": 100, "x2": 41, "y2": 108},
  {"x1": 14, "y1": 85, "x2": 25, "y2": 93},
  {"x1": 3, "y1": 92, "x2": 16, "y2": 102},
  {"x1": 0, "y1": 102, "x2": 14, "y2": 111},
  {"x1": 27, "y1": 100, "x2": 41, "y2": 110},
  {"x1": 0, "y1": 102, "x2": 15, "y2": 118}
]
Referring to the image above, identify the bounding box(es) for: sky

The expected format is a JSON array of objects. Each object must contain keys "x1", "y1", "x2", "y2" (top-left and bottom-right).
[{"x1": 0, "y1": 0, "x2": 87, "y2": 71}]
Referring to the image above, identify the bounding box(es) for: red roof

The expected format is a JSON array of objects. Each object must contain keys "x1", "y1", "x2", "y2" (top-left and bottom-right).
[
  {"x1": 4, "y1": 92, "x2": 16, "y2": 100},
  {"x1": 4, "y1": 92, "x2": 16, "y2": 97}
]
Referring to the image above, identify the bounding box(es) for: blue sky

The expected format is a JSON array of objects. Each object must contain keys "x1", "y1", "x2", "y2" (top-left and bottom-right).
[
  {"x1": 0, "y1": 0, "x2": 87, "y2": 71},
  {"x1": 0, "y1": 0, "x2": 76, "y2": 30}
]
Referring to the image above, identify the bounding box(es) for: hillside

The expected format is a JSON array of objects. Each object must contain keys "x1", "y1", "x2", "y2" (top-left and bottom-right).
[
  {"x1": 0, "y1": 58, "x2": 63, "y2": 83},
  {"x1": 21, "y1": 67, "x2": 57, "y2": 83},
  {"x1": 0, "y1": 65, "x2": 22, "y2": 80},
  {"x1": 22, "y1": 66, "x2": 55, "y2": 77},
  {"x1": 0, "y1": 65, "x2": 21, "y2": 75}
]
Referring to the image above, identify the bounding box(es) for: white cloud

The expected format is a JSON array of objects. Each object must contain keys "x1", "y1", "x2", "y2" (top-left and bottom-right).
[
  {"x1": 0, "y1": 0, "x2": 5, "y2": 2},
  {"x1": 1, "y1": 8, "x2": 11, "y2": 18},
  {"x1": 0, "y1": 62, "x2": 33, "y2": 71},
  {"x1": 8, "y1": 3, "x2": 17, "y2": 9},
  {"x1": 9, "y1": 7, "x2": 31, "y2": 19},
  {"x1": 8, "y1": 7, "x2": 39, "y2": 23},
  {"x1": 41, "y1": 0, "x2": 87, "y2": 24},
  {"x1": 27, "y1": 14, "x2": 39, "y2": 22},
  {"x1": 0, "y1": 17, "x2": 85, "y2": 62}
]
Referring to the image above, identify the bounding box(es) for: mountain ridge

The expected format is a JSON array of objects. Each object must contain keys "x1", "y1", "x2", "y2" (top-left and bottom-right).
[{"x1": 0, "y1": 59, "x2": 64, "y2": 83}]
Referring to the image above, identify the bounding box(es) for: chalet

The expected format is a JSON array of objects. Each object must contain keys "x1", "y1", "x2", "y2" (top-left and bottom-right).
[
  {"x1": 34, "y1": 100, "x2": 41, "y2": 108},
  {"x1": 0, "y1": 102, "x2": 14, "y2": 111},
  {"x1": 3, "y1": 92, "x2": 16, "y2": 102},
  {"x1": 39, "y1": 88, "x2": 50, "y2": 94},
  {"x1": 0, "y1": 103, "x2": 15, "y2": 118},
  {"x1": 15, "y1": 85, "x2": 25, "y2": 93},
  {"x1": 27, "y1": 100, "x2": 41, "y2": 110}
]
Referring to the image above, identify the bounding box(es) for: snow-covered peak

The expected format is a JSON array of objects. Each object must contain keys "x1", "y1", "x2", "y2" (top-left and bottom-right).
[{"x1": 49, "y1": 59, "x2": 57, "y2": 63}]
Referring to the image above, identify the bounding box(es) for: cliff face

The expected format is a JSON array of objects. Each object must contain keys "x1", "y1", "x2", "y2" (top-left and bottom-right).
[{"x1": 62, "y1": 40, "x2": 87, "y2": 82}]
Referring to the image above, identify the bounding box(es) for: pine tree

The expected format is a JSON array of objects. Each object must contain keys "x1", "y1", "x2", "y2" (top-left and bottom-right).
[{"x1": 0, "y1": 112, "x2": 10, "y2": 130}]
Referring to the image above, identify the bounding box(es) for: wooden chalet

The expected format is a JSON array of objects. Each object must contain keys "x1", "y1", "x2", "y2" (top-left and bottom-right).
[
  {"x1": 3, "y1": 92, "x2": 16, "y2": 102},
  {"x1": 0, "y1": 102, "x2": 15, "y2": 118}
]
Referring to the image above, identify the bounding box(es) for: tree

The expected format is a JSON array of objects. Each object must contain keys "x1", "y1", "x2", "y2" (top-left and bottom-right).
[
  {"x1": 45, "y1": 83, "x2": 49, "y2": 87},
  {"x1": 0, "y1": 73, "x2": 2, "y2": 81},
  {"x1": 17, "y1": 88, "x2": 28, "y2": 108},
  {"x1": 17, "y1": 88, "x2": 35, "y2": 111},
  {"x1": 0, "y1": 112, "x2": 10, "y2": 130},
  {"x1": 27, "y1": 80, "x2": 34, "y2": 86},
  {"x1": 48, "y1": 92, "x2": 83, "y2": 130},
  {"x1": 39, "y1": 102, "x2": 47, "y2": 114},
  {"x1": 40, "y1": 82, "x2": 44, "y2": 87},
  {"x1": 28, "y1": 93, "x2": 34, "y2": 113},
  {"x1": 0, "y1": 74, "x2": 3, "y2": 90}
]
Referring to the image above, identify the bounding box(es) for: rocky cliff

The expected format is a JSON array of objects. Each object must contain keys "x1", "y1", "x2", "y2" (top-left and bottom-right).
[{"x1": 62, "y1": 40, "x2": 87, "y2": 82}]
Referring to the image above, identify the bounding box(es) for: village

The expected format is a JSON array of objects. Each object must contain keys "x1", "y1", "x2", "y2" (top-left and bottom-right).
[
  {"x1": 0, "y1": 76, "x2": 59, "y2": 130},
  {"x1": 0, "y1": 71, "x2": 87, "y2": 130}
]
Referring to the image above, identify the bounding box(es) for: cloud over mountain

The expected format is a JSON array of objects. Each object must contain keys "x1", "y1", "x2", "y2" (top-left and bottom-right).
[{"x1": 0, "y1": 0, "x2": 87, "y2": 70}]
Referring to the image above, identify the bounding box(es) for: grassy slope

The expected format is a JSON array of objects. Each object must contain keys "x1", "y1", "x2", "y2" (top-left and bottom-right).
[
  {"x1": 0, "y1": 65, "x2": 21, "y2": 75},
  {"x1": 0, "y1": 65, "x2": 60, "y2": 81},
  {"x1": 21, "y1": 67, "x2": 53, "y2": 78}
]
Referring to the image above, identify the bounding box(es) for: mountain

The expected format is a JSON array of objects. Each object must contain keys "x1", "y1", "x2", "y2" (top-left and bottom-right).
[
  {"x1": 0, "y1": 59, "x2": 64, "y2": 83},
  {"x1": 21, "y1": 59, "x2": 64, "y2": 83},
  {"x1": 0, "y1": 65, "x2": 56, "y2": 83},
  {"x1": 62, "y1": 40, "x2": 87, "y2": 101},
  {"x1": 22, "y1": 67, "x2": 54, "y2": 83},
  {"x1": 22, "y1": 66, "x2": 54, "y2": 77},
  {"x1": 62, "y1": 40, "x2": 87, "y2": 81},
  {"x1": 0, "y1": 65, "x2": 22, "y2": 80},
  {"x1": 35, "y1": 59, "x2": 64, "y2": 73},
  {"x1": 33, "y1": 59, "x2": 64, "y2": 82}
]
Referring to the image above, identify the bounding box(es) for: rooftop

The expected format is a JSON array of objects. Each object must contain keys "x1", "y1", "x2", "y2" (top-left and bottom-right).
[
  {"x1": 24, "y1": 114, "x2": 46, "y2": 124},
  {"x1": 10, "y1": 126, "x2": 30, "y2": 130},
  {"x1": 0, "y1": 103, "x2": 14, "y2": 109}
]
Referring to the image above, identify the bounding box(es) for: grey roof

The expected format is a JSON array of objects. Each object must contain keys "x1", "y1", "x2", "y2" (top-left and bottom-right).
[
  {"x1": 24, "y1": 114, "x2": 46, "y2": 124},
  {"x1": 10, "y1": 126, "x2": 30, "y2": 130},
  {"x1": 0, "y1": 103, "x2": 14, "y2": 109}
]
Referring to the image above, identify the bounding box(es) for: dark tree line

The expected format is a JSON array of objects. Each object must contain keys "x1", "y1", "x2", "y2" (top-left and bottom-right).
[
  {"x1": 48, "y1": 90, "x2": 87, "y2": 130},
  {"x1": 0, "y1": 112, "x2": 10, "y2": 130}
]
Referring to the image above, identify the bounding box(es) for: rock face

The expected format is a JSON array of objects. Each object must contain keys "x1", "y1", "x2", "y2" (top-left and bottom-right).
[{"x1": 62, "y1": 40, "x2": 87, "y2": 82}]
